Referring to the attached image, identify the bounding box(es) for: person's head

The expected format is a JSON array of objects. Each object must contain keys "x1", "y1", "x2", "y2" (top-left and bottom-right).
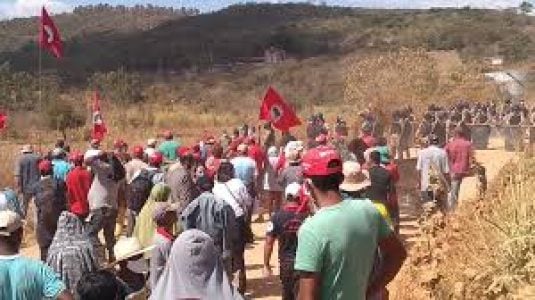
[
  {"x1": 76, "y1": 270, "x2": 121, "y2": 300},
  {"x1": 237, "y1": 144, "x2": 248, "y2": 156},
  {"x1": 150, "y1": 183, "x2": 171, "y2": 203},
  {"x1": 179, "y1": 153, "x2": 195, "y2": 170},
  {"x1": 20, "y1": 144, "x2": 33, "y2": 154},
  {"x1": 113, "y1": 139, "x2": 128, "y2": 153},
  {"x1": 302, "y1": 147, "x2": 344, "y2": 206},
  {"x1": 196, "y1": 174, "x2": 214, "y2": 193},
  {"x1": 0, "y1": 210, "x2": 24, "y2": 253},
  {"x1": 149, "y1": 151, "x2": 164, "y2": 168},
  {"x1": 284, "y1": 182, "x2": 301, "y2": 203},
  {"x1": 211, "y1": 144, "x2": 224, "y2": 159},
  {"x1": 216, "y1": 161, "x2": 235, "y2": 183},
  {"x1": 69, "y1": 151, "x2": 84, "y2": 167},
  {"x1": 132, "y1": 145, "x2": 144, "y2": 159},
  {"x1": 376, "y1": 146, "x2": 390, "y2": 164},
  {"x1": 454, "y1": 126, "x2": 465, "y2": 139},
  {"x1": 56, "y1": 139, "x2": 65, "y2": 149},
  {"x1": 429, "y1": 134, "x2": 440, "y2": 146},
  {"x1": 267, "y1": 146, "x2": 279, "y2": 158},
  {"x1": 38, "y1": 159, "x2": 53, "y2": 176},
  {"x1": 361, "y1": 122, "x2": 372, "y2": 135},
  {"x1": 152, "y1": 203, "x2": 178, "y2": 228},
  {"x1": 147, "y1": 138, "x2": 157, "y2": 149},
  {"x1": 51, "y1": 148, "x2": 66, "y2": 160},
  {"x1": 90, "y1": 139, "x2": 100, "y2": 150},
  {"x1": 163, "y1": 130, "x2": 174, "y2": 141},
  {"x1": 369, "y1": 150, "x2": 381, "y2": 165}
]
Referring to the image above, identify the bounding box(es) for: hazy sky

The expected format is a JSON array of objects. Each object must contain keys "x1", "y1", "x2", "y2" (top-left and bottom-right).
[{"x1": 0, "y1": 0, "x2": 525, "y2": 19}]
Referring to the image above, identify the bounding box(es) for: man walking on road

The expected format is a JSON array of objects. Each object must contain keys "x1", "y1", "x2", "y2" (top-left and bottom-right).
[
  {"x1": 14, "y1": 144, "x2": 41, "y2": 218},
  {"x1": 445, "y1": 127, "x2": 474, "y2": 212},
  {"x1": 416, "y1": 135, "x2": 450, "y2": 208},
  {"x1": 295, "y1": 146, "x2": 406, "y2": 300}
]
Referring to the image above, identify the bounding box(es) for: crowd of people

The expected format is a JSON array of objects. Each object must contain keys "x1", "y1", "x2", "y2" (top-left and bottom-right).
[{"x1": 0, "y1": 102, "x2": 486, "y2": 300}]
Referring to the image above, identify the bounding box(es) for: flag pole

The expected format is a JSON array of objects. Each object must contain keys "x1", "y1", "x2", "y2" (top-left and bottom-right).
[{"x1": 37, "y1": 11, "x2": 43, "y2": 155}]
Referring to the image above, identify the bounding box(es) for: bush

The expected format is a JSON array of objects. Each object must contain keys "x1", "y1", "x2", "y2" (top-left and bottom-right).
[{"x1": 88, "y1": 68, "x2": 144, "y2": 105}]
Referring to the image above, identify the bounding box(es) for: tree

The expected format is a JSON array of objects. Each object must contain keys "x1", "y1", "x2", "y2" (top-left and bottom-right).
[{"x1": 520, "y1": 1, "x2": 533, "y2": 14}]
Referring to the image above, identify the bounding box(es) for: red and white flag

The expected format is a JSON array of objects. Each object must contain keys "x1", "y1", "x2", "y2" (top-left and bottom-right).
[
  {"x1": 259, "y1": 86, "x2": 301, "y2": 131},
  {"x1": 91, "y1": 91, "x2": 107, "y2": 140},
  {"x1": 39, "y1": 7, "x2": 63, "y2": 59}
]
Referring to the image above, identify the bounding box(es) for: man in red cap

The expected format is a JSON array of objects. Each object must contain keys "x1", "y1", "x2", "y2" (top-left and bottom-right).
[
  {"x1": 65, "y1": 151, "x2": 91, "y2": 219},
  {"x1": 125, "y1": 146, "x2": 148, "y2": 184},
  {"x1": 147, "y1": 151, "x2": 165, "y2": 184},
  {"x1": 294, "y1": 146, "x2": 406, "y2": 300},
  {"x1": 158, "y1": 130, "x2": 181, "y2": 161},
  {"x1": 28, "y1": 159, "x2": 67, "y2": 261}
]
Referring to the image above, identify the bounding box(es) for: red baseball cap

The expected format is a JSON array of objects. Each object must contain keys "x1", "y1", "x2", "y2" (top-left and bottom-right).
[
  {"x1": 38, "y1": 160, "x2": 53, "y2": 173},
  {"x1": 177, "y1": 146, "x2": 191, "y2": 158},
  {"x1": 149, "y1": 151, "x2": 164, "y2": 165},
  {"x1": 302, "y1": 146, "x2": 343, "y2": 177},
  {"x1": 114, "y1": 139, "x2": 127, "y2": 149},
  {"x1": 132, "y1": 145, "x2": 144, "y2": 158},
  {"x1": 68, "y1": 151, "x2": 84, "y2": 164}
]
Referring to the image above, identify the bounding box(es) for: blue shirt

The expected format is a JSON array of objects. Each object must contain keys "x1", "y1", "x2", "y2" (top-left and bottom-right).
[
  {"x1": 52, "y1": 159, "x2": 72, "y2": 182},
  {"x1": 0, "y1": 255, "x2": 66, "y2": 299}
]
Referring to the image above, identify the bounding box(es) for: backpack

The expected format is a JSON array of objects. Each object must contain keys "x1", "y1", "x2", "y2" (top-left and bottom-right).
[
  {"x1": 126, "y1": 169, "x2": 153, "y2": 212},
  {"x1": 109, "y1": 154, "x2": 126, "y2": 182}
]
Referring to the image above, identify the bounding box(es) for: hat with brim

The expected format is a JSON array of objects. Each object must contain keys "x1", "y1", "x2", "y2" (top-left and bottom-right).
[
  {"x1": 340, "y1": 161, "x2": 371, "y2": 192},
  {"x1": 0, "y1": 210, "x2": 24, "y2": 237},
  {"x1": 108, "y1": 237, "x2": 155, "y2": 267}
]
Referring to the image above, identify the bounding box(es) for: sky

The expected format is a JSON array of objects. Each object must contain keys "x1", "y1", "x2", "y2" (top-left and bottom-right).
[{"x1": 0, "y1": 0, "x2": 526, "y2": 19}]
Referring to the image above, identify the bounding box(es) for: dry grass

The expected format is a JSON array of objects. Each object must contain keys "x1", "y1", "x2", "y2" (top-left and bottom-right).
[{"x1": 393, "y1": 157, "x2": 535, "y2": 299}]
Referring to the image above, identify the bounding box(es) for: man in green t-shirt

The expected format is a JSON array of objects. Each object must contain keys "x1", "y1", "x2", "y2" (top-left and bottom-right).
[
  {"x1": 295, "y1": 146, "x2": 407, "y2": 300},
  {"x1": 158, "y1": 130, "x2": 181, "y2": 161}
]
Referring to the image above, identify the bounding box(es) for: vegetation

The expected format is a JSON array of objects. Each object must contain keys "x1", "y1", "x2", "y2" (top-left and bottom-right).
[{"x1": 1, "y1": 4, "x2": 534, "y2": 83}]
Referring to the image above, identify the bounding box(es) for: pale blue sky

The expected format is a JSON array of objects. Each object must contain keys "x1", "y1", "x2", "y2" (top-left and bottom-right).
[{"x1": 0, "y1": 0, "x2": 526, "y2": 19}]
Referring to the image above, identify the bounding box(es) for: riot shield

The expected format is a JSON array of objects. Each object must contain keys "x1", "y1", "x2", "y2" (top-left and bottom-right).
[{"x1": 470, "y1": 124, "x2": 491, "y2": 150}]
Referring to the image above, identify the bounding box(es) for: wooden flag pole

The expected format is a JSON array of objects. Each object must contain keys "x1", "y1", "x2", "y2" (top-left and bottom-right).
[{"x1": 37, "y1": 29, "x2": 43, "y2": 155}]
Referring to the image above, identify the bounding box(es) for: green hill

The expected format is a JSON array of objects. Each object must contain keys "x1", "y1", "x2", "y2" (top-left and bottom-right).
[{"x1": 1, "y1": 3, "x2": 534, "y2": 83}]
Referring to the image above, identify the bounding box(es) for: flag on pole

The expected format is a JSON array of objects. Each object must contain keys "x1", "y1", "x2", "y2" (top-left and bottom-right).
[
  {"x1": 0, "y1": 112, "x2": 7, "y2": 130},
  {"x1": 91, "y1": 91, "x2": 107, "y2": 140},
  {"x1": 259, "y1": 86, "x2": 301, "y2": 131},
  {"x1": 39, "y1": 7, "x2": 63, "y2": 59}
]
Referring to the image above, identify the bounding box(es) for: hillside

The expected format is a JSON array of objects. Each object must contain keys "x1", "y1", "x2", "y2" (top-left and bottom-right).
[{"x1": 1, "y1": 4, "x2": 534, "y2": 83}]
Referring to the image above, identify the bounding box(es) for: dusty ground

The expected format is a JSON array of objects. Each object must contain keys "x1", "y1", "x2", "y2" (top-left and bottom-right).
[{"x1": 20, "y1": 138, "x2": 517, "y2": 299}]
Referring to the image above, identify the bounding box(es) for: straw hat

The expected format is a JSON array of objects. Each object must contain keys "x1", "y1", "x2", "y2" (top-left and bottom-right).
[
  {"x1": 110, "y1": 237, "x2": 154, "y2": 266},
  {"x1": 340, "y1": 161, "x2": 371, "y2": 192},
  {"x1": 20, "y1": 144, "x2": 33, "y2": 154}
]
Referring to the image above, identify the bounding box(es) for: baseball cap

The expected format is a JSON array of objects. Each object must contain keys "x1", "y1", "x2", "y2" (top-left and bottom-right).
[
  {"x1": 285, "y1": 182, "x2": 301, "y2": 199},
  {"x1": 21, "y1": 144, "x2": 33, "y2": 154},
  {"x1": 0, "y1": 210, "x2": 23, "y2": 237},
  {"x1": 114, "y1": 139, "x2": 127, "y2": 149},
  {"x1": 302, "y1": 146, "x2": 343, "y2": 177},
  {"x1": 149, "y1": 151, "x2": 163, "y2": 165},
  {"x1": 132, "y1": 145, "x2": 144, "y2": 158},
  {"x1": 38, "y1": 160, "x2": 52, "y2": 173},
  {"x1": 147, "y1": 138, "x2": 157, "y2": 147},
  {"x1": 68, "y1": 151, "x2": 84, "y2": 164}
]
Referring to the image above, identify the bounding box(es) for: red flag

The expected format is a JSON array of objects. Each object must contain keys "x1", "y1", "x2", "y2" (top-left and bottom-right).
[
  {"x1": 0, "y1": 112, "x2": 7, "y2": 130},
  {"x1": 39, "y1": 7, "x2": 63, "y2": 59},
  {"x1": 91, "y1": 91, "x2": 107, "y2": 140},
  {"x1": 259, "y1": 86, "x2": 301, "y2": 131}
]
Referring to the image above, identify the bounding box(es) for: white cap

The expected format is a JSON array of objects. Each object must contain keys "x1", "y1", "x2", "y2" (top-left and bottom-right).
[
  {"x1": 0, "y1": 210, "x2": 23, "y2": 237},
  {"x1": 285, "y1": 182, "x2": 301, "y2": 199},
  {"x1": 147, "y1": 139, "x2": 157, "y2": 147}
]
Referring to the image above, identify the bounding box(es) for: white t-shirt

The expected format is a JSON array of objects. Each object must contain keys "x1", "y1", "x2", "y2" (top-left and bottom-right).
[
  {"x1": 416, "y1": 145, "x2": 450, "y2": 191},
  {"x1": 212, "y1": 178, "x2": 252, "y2": 218}
]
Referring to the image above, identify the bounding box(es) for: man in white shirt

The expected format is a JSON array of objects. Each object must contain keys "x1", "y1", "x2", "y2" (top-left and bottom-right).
[
  {"x1": 416, "y1": 134, "x2": 450, "y2": 205},
  {"x1": 212, "y1": 161, "x2": 251, "y2": 294}
]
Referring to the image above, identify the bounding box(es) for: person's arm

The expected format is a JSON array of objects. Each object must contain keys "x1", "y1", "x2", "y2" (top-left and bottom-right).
[
  {"x1": 367, "y1": 234, "x2": 407, "y2": 296},
  {"x1": 57, "y1": 290, "x2": 74, "y2": 300},
  {"x1": 295, "y1": 227, "x2": 323, "y2": 300},
  {"x1": 297, "y1": 272, "x2": 321, "y2": 300}
]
